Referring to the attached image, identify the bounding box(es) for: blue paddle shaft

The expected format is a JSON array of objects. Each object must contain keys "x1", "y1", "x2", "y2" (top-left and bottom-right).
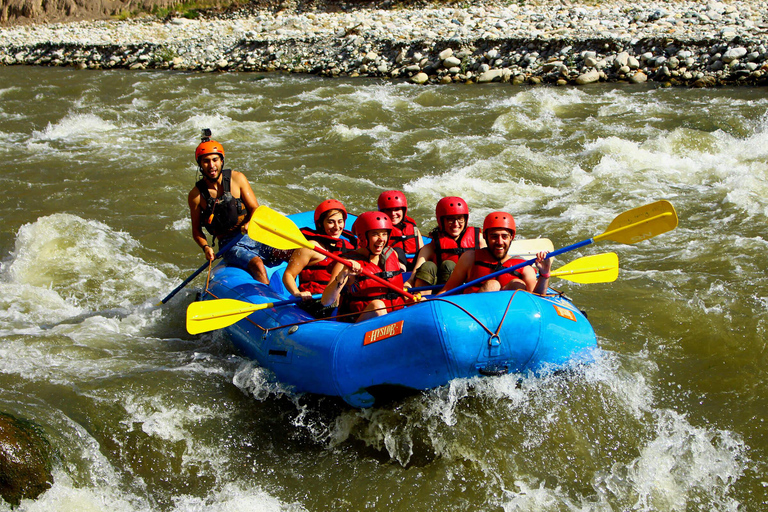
[
  {"x1": 268, "y1": 294, "x2": 322, "y2": 308},
  {"x1": 159, "y1": 234, "x2": 243, "y2": 305},
  {"x1": 438, "y1": 238, "x2": 595, "y2": 297}
]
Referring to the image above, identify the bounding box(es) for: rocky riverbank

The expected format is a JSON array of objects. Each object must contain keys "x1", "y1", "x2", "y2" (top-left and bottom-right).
[{"x1": 1, "y1": 0, "x2": 768, "y2": 86}]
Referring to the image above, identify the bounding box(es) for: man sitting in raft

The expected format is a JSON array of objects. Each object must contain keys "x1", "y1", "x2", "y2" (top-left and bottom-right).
[
  {"x1": 407, "y1": 196, "x2": 486, "y2": 292},
  {"x1": 440, "y1": 211, "x2": 551, "y2": 295},
  {"x1": 321, "y1": 211, "x2": 408, "y2": 323},
  {"x1": 282, "y1": 199, "x2": 357, "y2": 318},
  {"x1": 377, "y1": 190, "x2": 423, "y2": 271},
  {"x1": 188, "y1": 131, "x2": 278, "y2": 284}
]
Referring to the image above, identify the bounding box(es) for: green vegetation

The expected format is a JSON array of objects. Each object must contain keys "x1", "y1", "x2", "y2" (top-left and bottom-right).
[
  {"x1": 156, "y1": 46, "x2": 178, "y2": 62},
  {"x1": 112, "y1": 0, "x2": 239, "y2": 21},
  {"x1": 113, "y1": 9, "x2": 135, "y2": 20},
  {"x1": 152, "y1": 1, "x2": 205, "y2": 19}
]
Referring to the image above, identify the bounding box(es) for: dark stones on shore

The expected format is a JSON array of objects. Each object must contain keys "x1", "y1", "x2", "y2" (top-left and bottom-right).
[
  {"x1": 1, "y1": 35, "x2": 767, "y2": 87},
  {"x1": 0, "y1": 412, "x2": 54, "y2": 506}
]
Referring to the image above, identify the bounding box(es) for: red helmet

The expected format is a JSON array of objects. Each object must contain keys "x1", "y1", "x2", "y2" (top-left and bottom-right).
[
  {"x1": 314, "y1": 199, "x2": 348, "y2": 229},
  {"x1": 377, "y1": 190, "x2": 408, "y2": 214},
  {"x1": 483, "y1": 211, "x2": 516, "y2": 240},
  {"x1": 435, "y1": 196, "x2": 469, "y2": 227},
  {"x1": 352, "y1": 211, "x2": 393, "y2": 249},
  {"x1": 195, "y1": 140, "x2": 224, "y2": 164}
]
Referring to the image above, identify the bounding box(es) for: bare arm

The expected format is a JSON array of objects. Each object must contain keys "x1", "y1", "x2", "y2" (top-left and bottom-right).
[
  {"x1": 405, "y1": 241, "x2": 435, "y2": 286},
  {"x1": 188, "y1": 188, "x2": 215, "y2": 261},
  {"x1": 532, "y1": 251, "x2": 552, "y2": 295},
  {"x1": 231, "y1": 171, "x2": 260, "y2": 227},
  {"x1": 321, "y1": 260, "x2": 360, "y2": 307},
  {"x1": 282, "y1": 246, "x2": 325, "y2": 299},
  {"x1": 415, "y1": 227, "x2": 424, "y2": 252},
  {"x1": 520, "y1": 266, "x2": 538, "y2": 293},
  {"x1": 477, "y1": 229, "x2": 487, "y2": 249}
]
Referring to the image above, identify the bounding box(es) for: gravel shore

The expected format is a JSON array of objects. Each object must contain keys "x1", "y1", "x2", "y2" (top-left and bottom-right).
[{"x1": 2, "y1": 0, "x2": 768, "y2": 86}]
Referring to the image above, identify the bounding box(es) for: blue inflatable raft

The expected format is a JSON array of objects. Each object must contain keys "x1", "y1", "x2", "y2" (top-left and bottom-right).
[{"x1": 199, "y1": 212, "x2": 598, "y2": 408}]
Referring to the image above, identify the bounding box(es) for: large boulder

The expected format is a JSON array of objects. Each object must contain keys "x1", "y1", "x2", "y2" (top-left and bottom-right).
[{"x1": 0, "y1": 413, "x2": 53, "y2": 506}]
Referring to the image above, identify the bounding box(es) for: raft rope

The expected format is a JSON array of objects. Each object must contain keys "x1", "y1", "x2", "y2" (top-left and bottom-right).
[
  {"x1": 205, "y1": 259, "x2": 214, "y2": 292},
  {"x1": 428, "y1": 293, "x2": 517, "y2": 342},
  {"x1": 255, "y1": 302, "x2": 412, "y2": 334},
  {"x1": 428, "y1": 287, "x2": 568, "y2": 346},
  {"x1": 202, "y1": 279, "x2": 566, "y2": 343}
]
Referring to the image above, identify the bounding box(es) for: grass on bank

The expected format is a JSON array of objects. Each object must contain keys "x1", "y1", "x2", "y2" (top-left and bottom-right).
[{"x1": 113, "y1": 0, "x2": 242, "y2": 21}]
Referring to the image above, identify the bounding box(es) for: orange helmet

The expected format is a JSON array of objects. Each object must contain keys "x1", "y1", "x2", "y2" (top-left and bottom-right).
[
  {"x1": 352, "y1": 211, "x2": 393, "y2": 249},
  {"x1": 377, "y1": 190, "x2": 408, "y2": 214},
  {"x1": 195, "y1": 140, "x2": 224, "y2": 164},
  {"x1": 313, "y1": 199, "x2": 348, "y2": 229},
  {"x1": 482, "y1": 211, "x2": 516, "y2": 240},
  {"x1": 435, "y1": 196, "x2": 469, "y2": 228}
]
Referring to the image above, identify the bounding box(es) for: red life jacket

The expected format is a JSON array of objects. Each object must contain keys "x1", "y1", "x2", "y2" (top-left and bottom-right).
[
  {"x1": 339, "y1": 248, "x2": 406, "y2": 318},
  {"x1": 297, "y1": 228, "x2": 356, "y2": 294},
  {"x1": 389, "y1": 216, "x2": 420, "y2": 256},
  {"x1": 464, "y1": 248, "x2": 526, "y2": 294},
  {"x1": 431, "y1": 226, "x2": 481, "y2": 264}
]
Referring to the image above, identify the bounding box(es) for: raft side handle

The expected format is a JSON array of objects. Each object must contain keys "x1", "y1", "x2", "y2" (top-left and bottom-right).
[
  {"x1": 477, "y1": 363, "x2": 509, "y2": 377},
  {"x1": 488, "y1": 333, "x2": 501, "y2": 357}
]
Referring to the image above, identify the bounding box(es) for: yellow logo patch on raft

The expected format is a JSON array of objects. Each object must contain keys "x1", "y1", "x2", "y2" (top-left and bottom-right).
[
  {"x1": 364, "y1": 320, "x2": 405, "y2": 346},
  {"x1": 554, "y1": 305, "x2": 577, "y2": 322}
]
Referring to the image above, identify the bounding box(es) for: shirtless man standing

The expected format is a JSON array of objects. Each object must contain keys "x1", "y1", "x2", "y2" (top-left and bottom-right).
[{"x1": 187, "y1": 130, "x2": 270, "y2": 284}]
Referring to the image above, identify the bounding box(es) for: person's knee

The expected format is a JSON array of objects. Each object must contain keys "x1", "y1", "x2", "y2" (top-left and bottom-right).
[
  {"x1": 248, "y1": 256, "x2": 269, "y2": 284},
  {"x1": 501, "y1": 279, "x2": 526, "y2": 292},
  {"x1": 479, "y1": 280, "x2": 501, "y2": 292},
  {"x1": 248, "y1": 255, "x2": 265, "y2": 270},
  {"x1": 366, "y1": 300, "x2": 386, "y2": 314},
  {"x1": 437, "y1": 260, "x2": 455, "y2": 284},
  {"x1": 357, "y1": 300, "x2": 387, "y2": 322},
  {"x1": 414, "y1": 261, "x2": 437, "y2": 285}
]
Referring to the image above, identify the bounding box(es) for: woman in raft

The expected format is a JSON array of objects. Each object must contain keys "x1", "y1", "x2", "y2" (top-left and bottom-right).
[
  {"x1": 321, "y1": 211, "x2": 411, "y2": 323},
  {"x1": 376, "y1": 190, "x2": 424, "y2": 271},
  {"x1": 282, "y1": 199, "x2": 357, "y2": 318},
  {"x1": 407, "y1": 195, "x2": 486, "y2": 291}
]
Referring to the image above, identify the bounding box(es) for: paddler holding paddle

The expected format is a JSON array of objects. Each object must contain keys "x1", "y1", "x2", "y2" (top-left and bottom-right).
[
  {"x1": 282, "y1": 199, "x2": 357, "y2": 318},
  {"x1": 407, "y1": 196, "x2": 486, "y2": 292},
  {"x1": 440, "y1": 211, "x2": 551, "y2": 295},
  {"x1": 321, "y1": 211, "x2": 420, "y2": 323},
  {"x1": 188, "y1": 130, "x2": 285, "y2": 285}
]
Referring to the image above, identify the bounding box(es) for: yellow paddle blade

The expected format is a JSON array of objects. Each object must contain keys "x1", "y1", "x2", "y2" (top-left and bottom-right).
[
  {"x1": 248, "y1": 206, "x2": 315, "y2": 251},
  {"x1": 550, "y1": 252, "x2": 619, "y2": 283},
  {"x1": 595, "y1": 200, "x2": 678, "y2": 245},
  {"x1": 507, "y1": 238, "x2": 554, "y2": 259},
  {"x1": 186, "y1": 298, "x2": 272, "y2": 335}
]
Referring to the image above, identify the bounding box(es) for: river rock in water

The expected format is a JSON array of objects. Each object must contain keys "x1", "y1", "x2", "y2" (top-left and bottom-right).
[{"x1": 0, "y1": 413, "x2": 53, "y2": 506}]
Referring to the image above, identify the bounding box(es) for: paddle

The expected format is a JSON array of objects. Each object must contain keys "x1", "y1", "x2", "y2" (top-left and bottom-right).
[
  {"x1": 506, "y1": 238, "x2": 555, "y2": 257},
  {"x1": 410, "y1": 252, "x2": 619, "y2": 292},
  {"x1": 157, "y1": 234, "x2": 243, "y2": 306},
  {"x1": 186, "y1": 294, "x2": 320, "y2": 334},
  {"x1": 548, "y1": 252, "x2": 618, "y2": 283},
  {"x1": 440, "y1": 200, "x2": 677, "y2": 297},
  {"x1": 249, "y1": 206, "x2": 417, "y2": 301}
]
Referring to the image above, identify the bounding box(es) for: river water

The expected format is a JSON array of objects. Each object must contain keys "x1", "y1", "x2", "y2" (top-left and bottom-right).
[{"x1": 0, "y1": 65, "x2": 766, "y2": 511}]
